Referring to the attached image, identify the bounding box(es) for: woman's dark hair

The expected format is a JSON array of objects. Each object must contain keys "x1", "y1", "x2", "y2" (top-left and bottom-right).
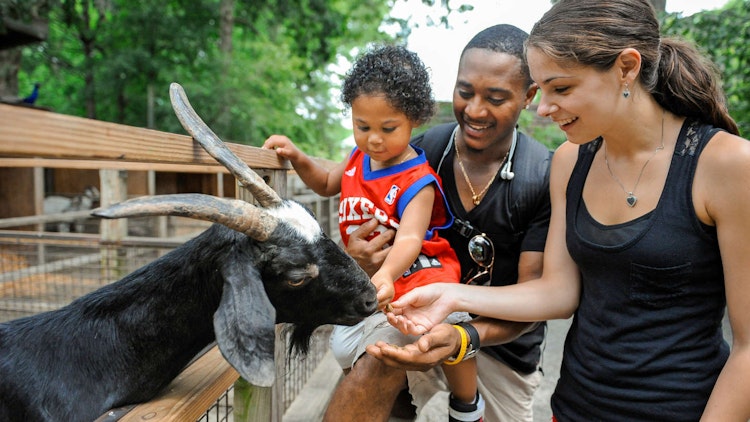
[
  {"x1": 340, "y1": 44, "x2": 435, "y2": 125},
  {"x1": 527, "y1": 0, "x2": 738, "y2": 135},
  {"x1": 461, "y1": 24, "x2": 533, "y2": 88}
]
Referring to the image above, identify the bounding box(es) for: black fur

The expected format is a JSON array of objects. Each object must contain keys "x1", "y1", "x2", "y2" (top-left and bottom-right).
[{"x1": 0, "y1": 222, "x2": 376, "y2": 422}]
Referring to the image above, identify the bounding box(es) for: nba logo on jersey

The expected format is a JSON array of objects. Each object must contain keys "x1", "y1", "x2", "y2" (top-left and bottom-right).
[{"x1": 384, "y1": 184, "x2": 400, "y2": 205}]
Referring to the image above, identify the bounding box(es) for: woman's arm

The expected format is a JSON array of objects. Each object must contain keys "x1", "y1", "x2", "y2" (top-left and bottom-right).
[
  {"x1": 476, "y1": 250, "x2": 544, "y2": 347},
  {"x1": 389, "y1": 142, "x2": 583, "y2": 333},
  {"x1": 694, "y1": 132, "x2": 750, "y2": 421},
  {"x1": 367, "y1": 238, "x2": 545, "y2": 367}
]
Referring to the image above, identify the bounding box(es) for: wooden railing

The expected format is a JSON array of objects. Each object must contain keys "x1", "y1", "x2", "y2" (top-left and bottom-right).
[{"x1": 0, "y1": 103, "x2": 337, "y2": 421}]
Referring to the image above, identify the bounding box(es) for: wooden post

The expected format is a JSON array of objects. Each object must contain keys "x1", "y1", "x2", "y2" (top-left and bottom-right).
[
  {"x1": 232, "y1": 168, "x2": 287, "y2": 422},
  {"x1": 148, "y1": 170, "x2": 168, "y2": 238},
  {"x1": 33, "y1": 166, "x2": 46, "y2": 264},
  {"x1": 233, "y1": 378, "x2": 273, "y2": 422},
  {"x1": 99, "y1": 169, "x2": 128, "y2": 281}
]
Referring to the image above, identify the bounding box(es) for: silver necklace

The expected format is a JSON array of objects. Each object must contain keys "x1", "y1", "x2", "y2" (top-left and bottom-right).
[{"x1": 603, "y1": 111, "x2": 665, "y2": 208}]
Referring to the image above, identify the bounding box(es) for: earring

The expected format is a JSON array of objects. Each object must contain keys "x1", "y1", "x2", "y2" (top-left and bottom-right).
[{"x1": 623, "y1": 83, "x2": 630, "y2": 99}]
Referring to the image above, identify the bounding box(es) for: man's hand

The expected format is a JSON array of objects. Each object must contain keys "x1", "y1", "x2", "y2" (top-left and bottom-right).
[
  {"x1": 365, "y1": 323, "x2": 460, "y2": 371},
  {"x1": 346, "y1": 219, "x2": 395, "y2": 276}
]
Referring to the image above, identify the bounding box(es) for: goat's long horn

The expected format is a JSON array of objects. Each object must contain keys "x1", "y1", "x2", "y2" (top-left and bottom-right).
[
  {"x1": 92, "y1": 194, "x2": 278, "y2": 241},
  {"x1": 169, "y1": 83, "x2": 283, "y2": 208}
]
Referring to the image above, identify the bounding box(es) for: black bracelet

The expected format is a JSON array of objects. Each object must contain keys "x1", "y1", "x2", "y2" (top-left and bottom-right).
[{"x1": 457, "y1": 322, "x2": 480, "y2": 359}]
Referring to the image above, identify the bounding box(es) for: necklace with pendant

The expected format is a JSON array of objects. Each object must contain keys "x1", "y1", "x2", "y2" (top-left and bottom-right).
[
  {"x1": 455, "y1": 139, "x2": 508, "y2": 206},
  {"x1": 603, "y1": 111, "x2": 665, "y2": 208}
]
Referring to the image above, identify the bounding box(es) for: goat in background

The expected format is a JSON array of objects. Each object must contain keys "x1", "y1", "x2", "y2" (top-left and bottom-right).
[
  {"x1": 43, "y1": 185, "x2": 100, "y2": 232},
  {"x1": 0, "y1": 83, "x2": 377, "y2": 422}
]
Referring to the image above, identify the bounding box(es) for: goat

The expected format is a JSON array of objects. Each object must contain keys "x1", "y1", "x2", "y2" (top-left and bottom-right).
[
  {"x1": 0, "y1": 83, "x2": 377, "y2": 422},
  {"x1": 43, "y1": 186, "x2": 100, "y2": 232}
]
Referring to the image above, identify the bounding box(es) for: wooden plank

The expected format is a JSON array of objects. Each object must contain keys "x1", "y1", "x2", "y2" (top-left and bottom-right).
[
  {"x1": 0, "y1": 229, "x2": 199, "y2": 248},
  {"x1": 0, "y1": 158, "x2": 231, "y2": 174},
  {"x1": 0, "y1": 230, "x2": 103, "y2": 247},
  {"x1": 0, "y1": 210, "x2": 92, "y2": 228},
  {"x1": 0, "y1": 104, "x2": 290, "y2": 170},
  {"x1": 119, "y1": 346, "x2": 239, "y2": 422}
]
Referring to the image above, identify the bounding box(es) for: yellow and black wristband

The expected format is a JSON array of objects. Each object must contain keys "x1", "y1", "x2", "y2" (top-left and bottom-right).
[
  {"x1": 457, "y1": 322, "x2": 480, "y2": 360},
  {"x1": 444, "y1": 324, "x2": 468, "y2": 365}
]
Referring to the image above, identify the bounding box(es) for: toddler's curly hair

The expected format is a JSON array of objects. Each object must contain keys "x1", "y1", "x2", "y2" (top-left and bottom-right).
[{"x1": 341, "y1": 44, "x2": 435, "y2": 125}]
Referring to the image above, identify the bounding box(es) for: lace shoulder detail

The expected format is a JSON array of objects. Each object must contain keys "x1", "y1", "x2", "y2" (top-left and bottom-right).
[{"x1": 675, "y1": 119, "x2": 704, "y2": 157}]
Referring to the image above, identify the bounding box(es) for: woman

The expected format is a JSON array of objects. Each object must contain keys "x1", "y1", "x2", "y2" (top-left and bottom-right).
[{"x1": 381, "y1": 0, "x2": 750, "y2": 420}]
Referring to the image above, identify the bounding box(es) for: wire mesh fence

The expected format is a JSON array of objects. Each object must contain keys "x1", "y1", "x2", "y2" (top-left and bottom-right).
[
  {"x1": 197, "y1": 386, "x2": 234, "y2": 422},
  {"x1": 0, "y1": 221, "x2": 335, "y2": 421},
  {"x1": 0, "y1": 239, "x2": 168, "y2": 322}
]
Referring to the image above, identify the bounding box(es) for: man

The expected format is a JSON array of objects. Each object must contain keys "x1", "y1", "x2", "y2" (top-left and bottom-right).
[{"x1": 323, "y1": 24, "x2": 553, "y2": 422}]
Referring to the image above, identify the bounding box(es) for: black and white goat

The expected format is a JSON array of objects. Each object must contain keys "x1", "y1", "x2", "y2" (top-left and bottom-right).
[
  {"x1": 0, "y1": 83, "x2": 377, "y2": 422},
  {"x1": 43, "y1": 186, "x2": 100, "y2": 232}
]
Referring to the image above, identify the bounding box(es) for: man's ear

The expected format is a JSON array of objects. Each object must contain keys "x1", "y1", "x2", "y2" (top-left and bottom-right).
[{"x1": 525, "y1": 83, "x2": 539, "y2": 108}]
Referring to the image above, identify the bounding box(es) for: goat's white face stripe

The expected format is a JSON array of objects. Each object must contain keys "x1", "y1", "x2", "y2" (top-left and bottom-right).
[{"x1": 268, "y1": 202, "x2": 322, "y2": 242}]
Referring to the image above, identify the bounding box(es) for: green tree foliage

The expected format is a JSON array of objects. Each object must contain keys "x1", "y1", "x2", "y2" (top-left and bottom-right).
[
  {"x1": 15, "y1": 0, "x2": 397, "y2": 157},
  {"x1": 661, "y1": 0, "x2": 750, "y2": 135}
]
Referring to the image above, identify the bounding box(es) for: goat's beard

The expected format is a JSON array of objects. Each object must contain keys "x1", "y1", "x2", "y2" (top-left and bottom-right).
[{"x1": 280, "y1": 323, "x2": 316, "y2": 357}]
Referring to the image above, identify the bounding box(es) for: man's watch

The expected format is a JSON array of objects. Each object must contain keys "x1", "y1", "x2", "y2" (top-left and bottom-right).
[{"x1": 457, "y1": 322, "x2": 480, "y2": 360}]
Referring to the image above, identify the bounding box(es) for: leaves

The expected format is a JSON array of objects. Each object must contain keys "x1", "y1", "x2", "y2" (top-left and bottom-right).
[
  {"x1": 662, "y1": 0, "x2": 750, "y2": 135},
  {"x1": 16, "y1": 0, "x2": 402, "y2": 158}
]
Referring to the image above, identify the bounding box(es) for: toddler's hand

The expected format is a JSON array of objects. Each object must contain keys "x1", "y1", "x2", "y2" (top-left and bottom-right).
[
  {"x1": 370, "y1": 273, "x2": 395, "y2": 312},
  {"x1": 262, "y1": 135, "x2": 301, "y2": 161}
]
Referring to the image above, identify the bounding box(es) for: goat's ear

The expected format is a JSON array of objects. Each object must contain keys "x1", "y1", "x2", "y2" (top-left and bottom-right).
[{"x1": 214, "y1": 258, "x2": 277, "y2": 387}]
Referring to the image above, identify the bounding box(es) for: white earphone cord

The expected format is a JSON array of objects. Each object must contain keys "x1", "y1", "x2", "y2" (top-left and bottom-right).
[
  {"x1": 438, "y1": 126, "x2": 517, "y2": 181},
  {"x1": 500, "y1": 128, "x2": 517, "y2": 180}
]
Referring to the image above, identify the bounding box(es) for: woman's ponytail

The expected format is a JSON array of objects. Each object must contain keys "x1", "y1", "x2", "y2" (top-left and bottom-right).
[{"x1": 656, "y1": 38, "x2": 739, "y2": 135}]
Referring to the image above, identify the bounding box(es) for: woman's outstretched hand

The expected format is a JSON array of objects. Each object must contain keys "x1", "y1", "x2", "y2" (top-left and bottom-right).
[{"x1": 386, "y1": 283, "x2": 456, "y2": 335}]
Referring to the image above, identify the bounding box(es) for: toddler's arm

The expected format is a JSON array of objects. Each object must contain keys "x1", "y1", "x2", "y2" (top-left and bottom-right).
[
  {"x1": 263, "y1": 135, "x2": 345, "y2": 197},
  {"x1": 371, "y1": 185, "x2": 434, "y2": 309}
]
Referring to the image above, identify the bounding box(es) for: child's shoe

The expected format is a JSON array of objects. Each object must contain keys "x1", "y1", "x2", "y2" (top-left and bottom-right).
[{"x1": 448, "y1": 391, "x2": 484, "y2": 422}]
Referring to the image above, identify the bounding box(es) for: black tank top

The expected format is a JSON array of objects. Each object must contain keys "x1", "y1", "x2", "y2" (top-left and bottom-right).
[{"x1": 552, "y1": 120, "x2": 729, "y2": 421}]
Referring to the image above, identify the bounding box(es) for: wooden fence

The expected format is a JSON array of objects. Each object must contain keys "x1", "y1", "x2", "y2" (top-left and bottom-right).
[{"x1": 0, "y1": 103, "x2": 341, "y2": 421}]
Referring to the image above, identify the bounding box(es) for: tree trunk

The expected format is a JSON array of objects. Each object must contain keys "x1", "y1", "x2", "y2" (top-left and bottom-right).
[
  {"x1": 80, "y1": 1, "x2": 97, "y2": 119},
  {"x1": 0, "y1": 48, "x2": 21, "y2": 98},
  {"x1": 651, "y1": 0, "x2": 666, "y2": 13},
  {"x1": 216, "y1": 0, "x2": 234, "y2": 132}
]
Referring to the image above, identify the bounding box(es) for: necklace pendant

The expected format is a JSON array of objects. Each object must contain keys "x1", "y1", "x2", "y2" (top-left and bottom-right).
[
  {"x1": 626, "y1": 193, "x2": 637, "y2": 207},
  {"x1": 472, "y1": 195, "x2": 481, "y2": 206}
]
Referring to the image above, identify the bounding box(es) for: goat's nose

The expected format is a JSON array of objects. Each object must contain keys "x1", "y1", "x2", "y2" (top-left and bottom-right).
[{"x1": 360, "y1": 296, "x2": 378, "y2": 314}]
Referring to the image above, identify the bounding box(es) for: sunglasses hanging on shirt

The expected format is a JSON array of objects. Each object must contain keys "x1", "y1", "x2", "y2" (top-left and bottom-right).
[{"x1": 463, "y1": 233, "x2": 495, "y2": 286}]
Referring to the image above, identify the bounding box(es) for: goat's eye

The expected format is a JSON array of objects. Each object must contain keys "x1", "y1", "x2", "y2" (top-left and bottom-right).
[
  {"x1": 287, "y1": 277, "x2": 311, "y2": 288},
  {"x1": 286, "y1": 264, "x2": 318, "y2": 288}
]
